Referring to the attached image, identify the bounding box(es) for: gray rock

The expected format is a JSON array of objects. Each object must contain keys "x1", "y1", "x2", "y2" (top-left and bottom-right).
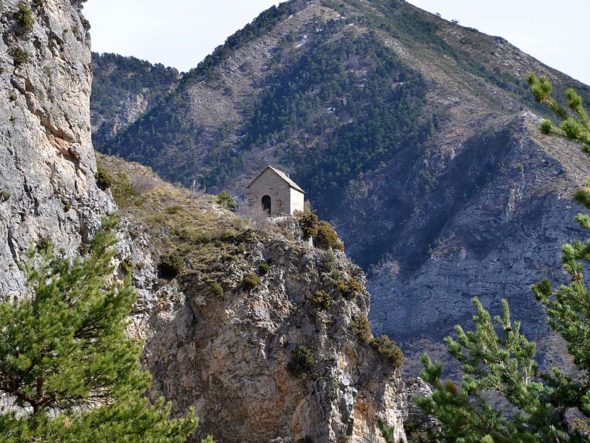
[{"x1": 0, "y1": 0, "x2": 113, "y2": 297}]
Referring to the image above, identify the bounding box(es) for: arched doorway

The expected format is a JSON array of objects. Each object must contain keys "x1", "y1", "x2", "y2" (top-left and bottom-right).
[{"x1": 261, "y1": 195, "x2": 271, "y2": 215}]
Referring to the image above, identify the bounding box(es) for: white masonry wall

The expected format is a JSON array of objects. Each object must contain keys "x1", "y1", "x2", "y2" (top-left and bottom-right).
[
  {"x1": 247, "y1": 170, "x2": 293, "y2": 216},
  {"x1": 289, "y1": 188, "x2": 305, "y2": 215}
]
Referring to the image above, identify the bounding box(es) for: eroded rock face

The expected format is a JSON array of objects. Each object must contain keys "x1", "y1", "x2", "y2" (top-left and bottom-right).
[
  {"x1": 121, "y1": 220, "x2": 406, "y2": 443},
  {"x1": 138, "y1": 235, "x2": 407, "y2": 442},
  {"x1": 0, "y1": 0, "x2": 113, "y2": 296},
  {"x1": 98, "y1": 154, "x2": 410, "y2": 442}
]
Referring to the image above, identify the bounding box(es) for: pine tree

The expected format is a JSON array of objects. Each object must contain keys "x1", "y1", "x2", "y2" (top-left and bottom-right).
[
  {"x1": 417, "y1": 79, "x2": 590, "y2": 442},
  {"x1": 0, "y1": 218, "x2": 197, "y2": 442}
]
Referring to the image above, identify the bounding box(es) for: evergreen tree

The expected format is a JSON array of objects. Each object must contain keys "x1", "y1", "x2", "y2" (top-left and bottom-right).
[
  {"x1": 417, "y1": 79, "x2": 590, "y2": 442},
  {"x1": 0, "y1": 218, "x2": 197, "y2": 442}
]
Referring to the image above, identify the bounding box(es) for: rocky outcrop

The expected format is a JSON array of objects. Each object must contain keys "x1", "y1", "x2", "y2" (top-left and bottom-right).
[
  {"x1": 100, "y1": 154, "x2": 409, "y2": 442},
  {"x1": 0, "y1": 0, "x2": 112, "y2": 297},
  {"x1": 145, "y1": 238, "x2": 406, "y2": 442}
]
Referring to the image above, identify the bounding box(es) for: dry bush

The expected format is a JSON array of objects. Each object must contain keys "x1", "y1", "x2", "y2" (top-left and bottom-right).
[
  {"x1": 238, "y1": 204, "x2": 273, "y2": 230},
  {"x1": 130, "y1": 173, "x2": 159, "y2": 195}
]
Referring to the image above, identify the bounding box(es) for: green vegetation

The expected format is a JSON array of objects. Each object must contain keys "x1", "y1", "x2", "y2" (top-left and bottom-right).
[
  {"x1": 418, "y1": 80, "x2": 590, "y2": 441},
  {"x1": 16, "y1": 2, "x2": 34, "y2": 32},
  {"x1": 242, "y1": 273, "x2": 261, "y2": 290},
  {"x1": 0, "y1": 191, "x2": 10, "y2": 202},
  {"x1": 95, "y1": 167, "x2": 113, "y2": 190},
  {"x1": 528, "y1": 74, "x2": 590, "y2": 152},
  {"x1": 370, "y1": 335, "x2": 403, "y2": 367},
  {"x1": 158, "y1": 253, "x2": 184, "y2": 280},
  {"x1": 210, "y1": 282, "x2": 224, "y2": 298},
  {"x1": 350, "y1": 314, "x2": 372, "y2": 343},
  {"x1": 297, "y1": 212, "x2": 344, "y2": 251},
  {"x1": 216, "y1": 191, "x2": 236, "y2": 210},
  {"x1": 337, "y1": 277, "x2": 363, "y2": 301},
  {"x1": 0, "y1": 219, "x2": 196, "y2": 441},
  {"x1": 258, "y1": 261, "x2": 270, "y2": 276},
  {"x1": 287, "y1": 345, "x2": 316, "y2": 378},
  {"x1": 12, "y1": 48, "x2": 29, "y2": 67},
  {"x1": 182, "y1": 1, "x2": 304, "y2": 84},
  {"x1": 378, "y1": 420, "x2": 395, "y2": 443},
  {"x1": 91, "y1": 53, "x2": 178, "y2": 148},
  {"x1": 310, "y1": 290, "x2": 332, "y2": 310}
]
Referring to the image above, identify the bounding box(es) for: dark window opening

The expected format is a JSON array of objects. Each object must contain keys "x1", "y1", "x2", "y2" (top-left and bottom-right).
[{"x1": 262, "y1": 195, "x2": 271, "y2": 215}]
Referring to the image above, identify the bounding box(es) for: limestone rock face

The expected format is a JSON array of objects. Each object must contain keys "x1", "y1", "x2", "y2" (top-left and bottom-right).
[
  {"x1": 0, "y1": 0, "x2": 113, "y2": 296},
  {"x1": 98, "y1": 154, "x2": 409, "y2": 442},
  {"x1": 135, "y1": 233, "x2": 407, "y2": 442}
]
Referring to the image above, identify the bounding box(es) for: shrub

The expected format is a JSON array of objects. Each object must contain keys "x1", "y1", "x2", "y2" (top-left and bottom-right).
[
  {"x1": 287, "y1": 345, "x2": 315, "y2": 377},
  {"x1": 0, "y1": 191, "x2": 10, "y2": 202},
  {"x1": 378, "y1": 420, "x2": 395, "y2": 443},
  {"x1": 95, "y1": 167, "x2": 113, "y2": 190},
  {"x1": 36, "y1": 236, "x2": 53, "y2": 252},
  {"x1": 337, "y1": 277, "x2": 363, "y2": 300},
  {"x1": 242, "y1": 273, "x2": 261, "y2": 290},
  {"x1": 216, "y1": 191, "x2": 236, "y2": 210},
  {"x1": 370, "y1": 335, "x2": 403, "y2": 367},
  {"x1": 297, "y1": 212, "x2": 344, "y2": 251},
  {"x1": 315, "y1": 220, "x2": 344, "y2": 251},
  {"x1": 12, "y1": 48, "x2": 29, "y2": 67},
  {"x1": 298, "y1": 212, "x2": 319, "y2": 239},
  {"x1": 210, "y1": 282, "x2": 224, "y2": 298},
  {"x1": 311, "y1": 290, "x2": 332, "y2": 310},
  {"x1": 158, "y1": 253, "x2": 183, "y2": 279},
  {"x1": 81, "y1": 17, "x2": 91, "y2": 31},
  {"x1": 258, "y1": 262, "x2": 270, "y2": 275},
  {"x1": 16, "y1": 2, "x2": 34, "y2": 32},
  {"x1": 351, "y1": 315, "x2": 372, "y2": 343}
]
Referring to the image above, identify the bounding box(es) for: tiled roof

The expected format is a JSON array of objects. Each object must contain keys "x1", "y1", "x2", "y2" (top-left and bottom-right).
[{"x1": 247, "y1": 166, "x2": 305, "y2": 193}]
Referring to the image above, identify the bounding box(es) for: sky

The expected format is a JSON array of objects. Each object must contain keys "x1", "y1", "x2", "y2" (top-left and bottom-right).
[{"x1": 84, "y1": 0, "x2": 589, "y2": 85}]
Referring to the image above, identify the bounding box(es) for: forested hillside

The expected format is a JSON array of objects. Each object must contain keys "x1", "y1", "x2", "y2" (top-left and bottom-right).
[{"x1": 91, "y1": 53, "x2": 179, "y2": 148}]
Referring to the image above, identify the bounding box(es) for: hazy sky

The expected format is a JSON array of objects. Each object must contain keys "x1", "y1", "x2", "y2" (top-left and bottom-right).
[{"x1": 84, "y1": 0, "x2": 589, "y2": 85}]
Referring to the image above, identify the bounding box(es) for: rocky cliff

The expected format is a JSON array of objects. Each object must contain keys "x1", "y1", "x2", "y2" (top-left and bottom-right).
[
  {"x1": 100, "y1": 154, "x2": 409, "y2": 442},
  {"x1": 92, "y1": 0, "x2": 590, "y2": 372},
  {"x1": 0, "y1": 0, "x2": 112, "y2": 297}
]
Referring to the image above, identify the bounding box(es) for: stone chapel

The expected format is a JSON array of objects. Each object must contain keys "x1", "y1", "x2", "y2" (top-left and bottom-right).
[{"x1": 246, "y1": 166, "x2": 305, "y2": 217}]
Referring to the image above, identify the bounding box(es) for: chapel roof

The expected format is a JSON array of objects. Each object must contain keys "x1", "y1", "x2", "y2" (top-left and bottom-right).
[{"x1": 247, "y1": 166, "x2": 304, "y2": 193}]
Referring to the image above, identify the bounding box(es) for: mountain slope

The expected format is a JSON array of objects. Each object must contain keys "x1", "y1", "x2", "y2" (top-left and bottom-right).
[
  {"x1": 93, "y1": 0, "x2": 590, "y2": 369},
  {"x1": 91, "y1": 52, "x2": 179, "y2": 149}
]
